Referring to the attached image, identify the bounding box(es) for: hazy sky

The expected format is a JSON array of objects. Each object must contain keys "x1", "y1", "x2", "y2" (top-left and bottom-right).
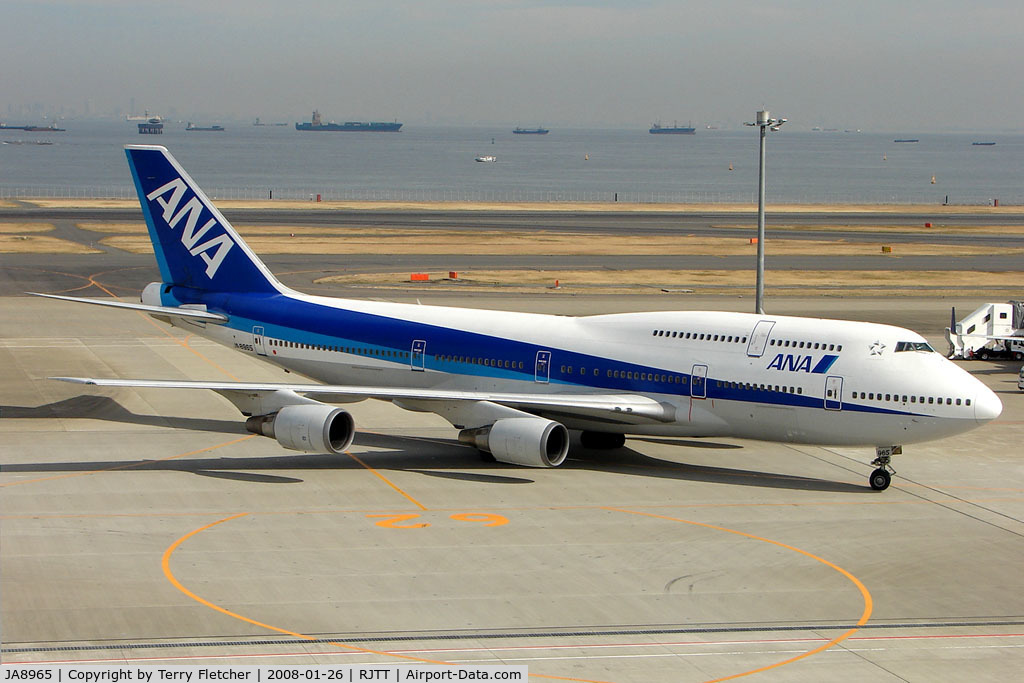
[{"x1": 2, "y1": 0, "x2": 1021, "y2": 131}]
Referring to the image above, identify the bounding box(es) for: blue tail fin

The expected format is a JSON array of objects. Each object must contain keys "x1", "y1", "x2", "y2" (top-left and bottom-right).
[{"x1": 125, "y1": 145, "x2": 281, "y2": 293}]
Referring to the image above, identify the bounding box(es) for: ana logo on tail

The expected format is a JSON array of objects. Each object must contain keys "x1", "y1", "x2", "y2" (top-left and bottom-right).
[{"x1": 146, "y1": 178, "x2": 235, "y2": 279}]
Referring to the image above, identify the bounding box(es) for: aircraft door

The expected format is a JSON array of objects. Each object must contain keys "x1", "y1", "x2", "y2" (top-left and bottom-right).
[
  {"x1": 691, "y1": 364, "x2": 708, "y2": 399},
  {"x1": 825, "y1": 375, "x2": 843, "y2": 410},
  {"x1": 252, "y1": 326, "x2": 267, "y2": 356},
  {"x1": 410, "y1": 339, "x2": 426, "y2": 371},
  {"x1": 746, "y1": 320, "x2": 775, "y2": 357},
  {"x1": 535, "y1": 350, "x2": 551, "y2": 383}
]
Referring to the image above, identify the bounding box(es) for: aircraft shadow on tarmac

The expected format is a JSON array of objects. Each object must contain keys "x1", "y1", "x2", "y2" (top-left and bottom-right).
[
  {"x1": 2, "y1": 395, "x2": 866, "y2": 493},
  {"x1": 0, "y1": 395, "x2": 244, "y2": 434},
  {"x1": 967, "y1": 361, "x2": 1020, "y2": 376}
]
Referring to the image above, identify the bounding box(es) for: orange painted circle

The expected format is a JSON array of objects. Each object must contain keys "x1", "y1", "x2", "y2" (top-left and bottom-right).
[{"x1": 163, "y1": 508, "x2": 872, "y2": 682}]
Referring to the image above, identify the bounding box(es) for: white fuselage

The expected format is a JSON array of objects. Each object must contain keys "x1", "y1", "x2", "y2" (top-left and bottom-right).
[{"x1": 165, "y1": 289, "x2": 1001, "y2": 447}]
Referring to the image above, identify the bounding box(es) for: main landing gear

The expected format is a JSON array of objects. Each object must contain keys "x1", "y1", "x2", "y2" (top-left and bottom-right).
[{"x1": 869, "y1": 445, "x2": 901, "y2": 490}]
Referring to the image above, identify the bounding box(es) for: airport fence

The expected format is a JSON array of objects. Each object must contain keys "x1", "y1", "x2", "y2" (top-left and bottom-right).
[{"x1": 0, "y1": 185, "x2": 1016, "y2": 206}]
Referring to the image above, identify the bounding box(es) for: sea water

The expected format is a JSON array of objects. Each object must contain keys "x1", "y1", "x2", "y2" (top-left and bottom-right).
[{"x1": 1, "y1": 120, "x2": 1021, "y2": 205}]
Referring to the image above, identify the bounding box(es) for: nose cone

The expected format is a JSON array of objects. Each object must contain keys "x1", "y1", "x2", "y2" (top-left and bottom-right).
[{"x1": 974, "y1": 385, "x2": 1003, "y2": 424}]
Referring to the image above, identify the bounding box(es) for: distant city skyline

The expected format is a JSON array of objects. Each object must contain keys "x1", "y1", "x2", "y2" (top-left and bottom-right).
[{"x1": 2, "y1": 1, "x2": 1022, "y2": 132}]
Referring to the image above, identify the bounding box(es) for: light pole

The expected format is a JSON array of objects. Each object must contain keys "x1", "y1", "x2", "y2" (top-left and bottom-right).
[{"x1": 744, "y1": 110, "x2": 786, "y2": 314}]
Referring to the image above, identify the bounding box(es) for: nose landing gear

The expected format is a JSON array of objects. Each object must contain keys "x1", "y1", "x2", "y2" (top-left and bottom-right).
[{"x1": 869, "y1": 445, "x2": 901, "y2": 490}]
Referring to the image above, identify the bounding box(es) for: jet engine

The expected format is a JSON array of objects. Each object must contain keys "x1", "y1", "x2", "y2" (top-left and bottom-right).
[
  {"x1": 459, "y1": 417, "x2": 569, "y2": 467},
  {"x1": 245, "y1": 404, "x2": 355, "y2": 454}
]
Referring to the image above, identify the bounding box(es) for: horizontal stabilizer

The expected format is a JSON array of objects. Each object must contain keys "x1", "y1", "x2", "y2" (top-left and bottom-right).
[{"x1": 29, "y1": 292, "x2": 228, "y2": 323}]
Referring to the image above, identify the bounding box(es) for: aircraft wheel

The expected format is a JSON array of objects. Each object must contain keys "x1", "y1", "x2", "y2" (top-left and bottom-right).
[{"x1": 869, "y1": 468, "x2": 891, "y2": 491}]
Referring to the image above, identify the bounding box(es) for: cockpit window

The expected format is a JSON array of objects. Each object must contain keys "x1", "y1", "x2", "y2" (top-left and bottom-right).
[{"x1": 895, "y1": 341, "x2": 934, "y2": 353}]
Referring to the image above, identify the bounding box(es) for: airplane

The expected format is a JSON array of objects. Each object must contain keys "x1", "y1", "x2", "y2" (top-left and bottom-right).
[{"x1": 34, "y1": 145, "x2": 1002, "y2": 491}]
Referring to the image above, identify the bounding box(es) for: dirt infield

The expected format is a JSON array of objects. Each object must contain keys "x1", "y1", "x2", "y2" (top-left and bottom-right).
[
  {"x1": 315, "y1": 268, "x2": 1023, "y2": 298},
  {"x1": 80, "y1": 222, "x2": 1022, "y2": 257},
  {"x1": 0, "y1": 222, "x2": 54, "y2": 233},
  {"x1": 0, "y1": 235, "x2": 101, "y2": 254}
]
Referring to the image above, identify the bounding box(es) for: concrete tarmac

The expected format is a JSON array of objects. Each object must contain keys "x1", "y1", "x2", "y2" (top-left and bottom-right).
[{"x1": 2, "y1": 292, "x2": 1022, "y2": 682}]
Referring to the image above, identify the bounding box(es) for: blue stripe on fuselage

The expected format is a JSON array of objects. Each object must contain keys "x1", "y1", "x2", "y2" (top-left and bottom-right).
[
  {"x1": 811, "y1": 354, "x2": 839, "y2": 374},
  {"x1": 165, "y1": 287, "x2": 925, "y2": 419}
]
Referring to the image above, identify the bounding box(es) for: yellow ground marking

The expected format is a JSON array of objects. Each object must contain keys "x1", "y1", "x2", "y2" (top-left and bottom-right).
[
  {"x1": 366, "y1": 513, "x2": 431, "y2": 528},
  {"x1": 0, "y1": 434, "x2": 256, "y2": 489},
  {"x1": 345, "y1": 451, "x2": 428, "y2": 511},
  {"x1": 605, "y1": 507, "x2": 872, "y2": 682},
  {"x1": 162, "y1": 514, "x2": 612, "y2": 682},
  {"x1": 362, "y1": 513, "x2": 512, "y2": 529},
  {"x1": 450, "y1": 512, "x2": 509, "y2": 526}
]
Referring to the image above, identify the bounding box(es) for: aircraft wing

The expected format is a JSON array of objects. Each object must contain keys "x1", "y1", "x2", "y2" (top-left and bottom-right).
[
  {"x1": 51, "y1": 377, "x2": 677, "y2": 424},
  {"x1": 28, "y1": 293, "x2": 229, "y2": 323}
]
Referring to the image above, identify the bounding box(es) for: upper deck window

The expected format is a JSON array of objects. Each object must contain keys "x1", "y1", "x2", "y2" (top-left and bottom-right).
[{"x1": 895, "y1": 341, "x2": 935, "y2": 353}]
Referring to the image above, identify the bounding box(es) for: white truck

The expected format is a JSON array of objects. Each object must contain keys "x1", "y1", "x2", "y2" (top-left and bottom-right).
[{"x1": 946, "y1": 301, "x2": 1024, "y2": 360}]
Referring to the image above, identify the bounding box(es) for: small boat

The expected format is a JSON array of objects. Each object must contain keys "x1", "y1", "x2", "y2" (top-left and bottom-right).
[
  {"x1": 513, "y1": 127, "x2": 549, "y2": 135},
  {"x1": 475, "y1": 155, "x2": 497, "y2": 162}
]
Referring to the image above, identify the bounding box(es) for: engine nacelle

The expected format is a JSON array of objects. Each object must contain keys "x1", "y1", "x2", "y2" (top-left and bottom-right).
[
  {"x1": 246, "y1": 404, "x2": 355, "y2": 454},
  {"x1": 459, "y1": 417, "x2": 569, "y2": 468}
]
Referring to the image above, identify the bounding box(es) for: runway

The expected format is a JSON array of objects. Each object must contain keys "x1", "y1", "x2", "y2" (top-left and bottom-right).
[{"x1": 2, "y1": 291, "x2": 1022, "y2": 681}]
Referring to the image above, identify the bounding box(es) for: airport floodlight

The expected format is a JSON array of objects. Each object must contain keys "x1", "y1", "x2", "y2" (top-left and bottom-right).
[{"x1": 743, "y1": 110, "x2": 786, "y2": 314}]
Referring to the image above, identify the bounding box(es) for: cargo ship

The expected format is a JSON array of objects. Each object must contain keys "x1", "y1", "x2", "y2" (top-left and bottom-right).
[
  {"x1": 186, "y1": 122, "x2": 225, "y2": 131},
  {"x1": 513, "y1": 127, "x2": 549, "y2": 135},
  {"x1": 649, "y1": 121, "x2": 695, "y2": 135},
  {"x1": 0, "y1": 121, "x2": 65, "y2": 132},
  {"x1": 295, "y1": 110, "x2": 401, "y2": 132}
]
